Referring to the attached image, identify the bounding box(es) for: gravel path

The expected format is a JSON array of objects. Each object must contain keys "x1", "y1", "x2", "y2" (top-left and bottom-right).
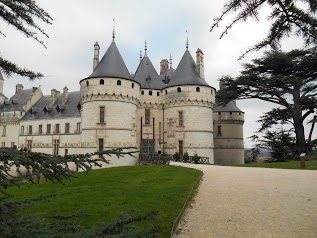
[{"x1": 172, "y1": 163, "x2": 317, "y2": 238}]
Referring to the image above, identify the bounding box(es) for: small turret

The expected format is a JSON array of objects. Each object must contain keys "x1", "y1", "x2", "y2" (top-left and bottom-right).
[
  {"x1": 196, "y1": 48, "x2": 205, "y2": 79},
  {"x1": 93, "y1": 42, "x2": 100, "y2": 70}
]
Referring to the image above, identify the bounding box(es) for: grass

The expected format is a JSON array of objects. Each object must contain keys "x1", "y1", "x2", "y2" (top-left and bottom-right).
[
  {"x1": 2, "y1": 165, "x2": 202, "y2": 238},
  {"x1": 225, "y1": 158, "x2": 317, "y2": 170}
]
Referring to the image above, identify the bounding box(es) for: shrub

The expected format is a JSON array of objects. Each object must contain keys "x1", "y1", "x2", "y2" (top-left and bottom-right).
[
  {"x1": 182, "y1": 152, "x2": 189, "y2": 163},
  {"x1": 192, "y1": 153, "x2": 200, "y2": 164}
]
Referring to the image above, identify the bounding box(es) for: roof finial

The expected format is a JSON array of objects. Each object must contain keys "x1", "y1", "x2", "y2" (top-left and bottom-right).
[
  {"x1": 112, "y1": 18, "x2": 116, "y2": 41},
  {"x1": 144, "y1": 40, "x2": 147, "y2": 56},
  {"x1": 140, "y1": 48, "x2": 143, "y2": 62},
  {"x1": 186, "y1": 30, "x2": 189, "y2": 50},
  {"x1": 169, "y1": 53, "x2": 173, "y2": 69}
]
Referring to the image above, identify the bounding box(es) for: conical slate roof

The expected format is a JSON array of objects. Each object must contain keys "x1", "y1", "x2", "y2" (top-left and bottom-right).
[
  {"x1": 133, "y1": 56, "x2": 166, "y2": 89},
  {"x1": 87, "y1": 41, "x2": 132, "y2": 80},
  {"x1": 213, "y1": 101, "x2": 243, "y2": 112},
  {"x1": 167, "y1": 50, "x2": 210, "y2": 87},
  {"x1": 0, "y1": 71, "x2": 4, "y2": 81}
]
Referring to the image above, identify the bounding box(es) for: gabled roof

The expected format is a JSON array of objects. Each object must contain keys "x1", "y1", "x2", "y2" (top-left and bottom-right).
[
  {"x1": 213, "y1": 101, "x2": 243, "y2": 112},
  {"x1": 22, "y1": 91, "x2": 81, "y2": 120},
  {"x1": 167, "y1": 50, "x2": 210, "y2": 88},
  {"x1": 2, "y1": 88, "x2": 37, "y2": 112},
  {"x1": 86, "y1": 41, "x2": 133, "y2": 81},
  {"x1": 0, "y1": 71, "x2": 4, "y2": 81},
  {"x1": 133, "y1": 56, "x2": 166, "y2": 89}
]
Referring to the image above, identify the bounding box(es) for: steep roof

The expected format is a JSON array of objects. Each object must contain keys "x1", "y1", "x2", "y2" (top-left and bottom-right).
[
  {"x1": 86, "y1": 41, "x2": 133, "y2": 81},
  {"x1": 2, "y1": 88, "x2": 37, "y2": 112},
  {"x1": 167, "y1": 50, "x2": 210, "y2": 88},
  {"x1": 133, "y1": 56, "x2": 166, "y2": 89},
  {"x1": 213, "y1": 101, "x2": 243, "y2": 112},
  {"x1": 22, "y1": 91, "x2": 81, "y2": 120},
  {"x1": 0, "y1": 71, "x2": 4, "y2": 81}
]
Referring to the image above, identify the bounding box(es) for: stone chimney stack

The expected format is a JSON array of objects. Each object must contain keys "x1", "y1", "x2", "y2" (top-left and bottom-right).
[
  {"x1": 93, "y1": 42, "x2": 100, "y2": 71},
  {"x1": 50, "y1": 89, "x2": 60, "y2": 105},
  {"x1": 160, "y1": 59, "x2": 169, "y2": 75},
  {"x1": 62, "y1": 86, "x2": 69, "y2": 105},
  {"x1": 16, "y1": 84, "x2": 24, "y2": 94},
  {"x1": 196, "y1": 48, "x2": 205, "y2": 79}
]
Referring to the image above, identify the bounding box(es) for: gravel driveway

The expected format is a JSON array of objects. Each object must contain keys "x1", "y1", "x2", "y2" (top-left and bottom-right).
[{"x1": 172, "y1": 163, "x2": 317, "y2": 238}]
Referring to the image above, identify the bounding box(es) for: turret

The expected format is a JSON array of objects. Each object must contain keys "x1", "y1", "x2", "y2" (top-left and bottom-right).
[
  {"x1": 93, "y1": 42, "x2": 100, "y2": 70},
  {"x1": 196, "y1": 48, "x2": 205, "y2": 79}
]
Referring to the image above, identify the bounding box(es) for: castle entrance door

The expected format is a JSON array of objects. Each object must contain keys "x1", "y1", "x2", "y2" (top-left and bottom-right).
[{"x1": 140, "y1": 139, "x2": 155, "y2": 156}]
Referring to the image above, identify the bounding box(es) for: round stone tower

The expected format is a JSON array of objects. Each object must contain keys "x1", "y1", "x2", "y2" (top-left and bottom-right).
[
  {"x1": 213, "y1": 101, "x2": 245, "y2": 164},
  {"x1": 80, "y1": 37, "x2": 140, "y2": 166}
]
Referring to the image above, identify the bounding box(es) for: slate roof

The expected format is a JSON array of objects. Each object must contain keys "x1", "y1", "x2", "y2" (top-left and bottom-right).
[
  {"x1": 167, "y1": 50, "x2": 210, "y2": 88},
  {"x1": 133, "y1": 56, "x2": 167, "y2": 89},
  {"x1": 2, "y1": 87, "x2": 38, "y2": 112},
  {"x1": 85, "y1": 41, "x2": 134, "y2": 81},
  {"x1": 213, "y1": 101, "x2": 243, "y2": 112},
  {"x1": 22, "y1": 91, "x2": 81, "y2": 120}
]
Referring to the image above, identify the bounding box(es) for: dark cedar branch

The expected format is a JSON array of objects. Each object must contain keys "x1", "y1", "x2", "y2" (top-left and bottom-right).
[
  {"x1": 0, "y1": 0, "x2": 52, "y2": 80},
  {"x1": 217, "y1": 47, "x2": 317, "y2": 154},
  {"x1": 211, "y1": 0, "x2": 317, "y2": 59}
]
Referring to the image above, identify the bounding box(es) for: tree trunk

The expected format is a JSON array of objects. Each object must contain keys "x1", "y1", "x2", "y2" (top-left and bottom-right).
[{"x1": 293, "y1": 118, "x2": 307, "y2": 154}]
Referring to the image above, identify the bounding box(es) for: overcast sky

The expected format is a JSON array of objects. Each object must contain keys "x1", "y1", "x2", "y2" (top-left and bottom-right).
[{"x1": 0, "y1": 0, "x2": 314, "y2": 147}]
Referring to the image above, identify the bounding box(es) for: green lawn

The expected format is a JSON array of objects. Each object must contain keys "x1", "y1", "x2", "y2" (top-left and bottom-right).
[
  {"x1": 3, "y1": 165, "x2": 202, "y2": 237},
  {"x1": 225, "y1": 159, "x2": 317, "y2": 170}
]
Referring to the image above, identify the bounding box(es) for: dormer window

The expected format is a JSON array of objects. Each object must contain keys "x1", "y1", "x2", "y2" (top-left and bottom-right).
[
  {"x1": 117, "y1": 80, "x2": 121, "y2": 86},
  {"x1": 177, "y1": 87, "x2": 181, "y2": 93},
  {"x1": 100, "y1": 79, "x2": 104, "y2": 85}
]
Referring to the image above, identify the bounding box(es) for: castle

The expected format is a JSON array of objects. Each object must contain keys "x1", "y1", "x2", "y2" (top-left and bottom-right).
[{"x1": 0, "y1": 34, "x2": 245, "y2": 165}]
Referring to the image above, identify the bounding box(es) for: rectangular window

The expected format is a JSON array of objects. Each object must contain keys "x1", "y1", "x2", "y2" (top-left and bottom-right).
[
  {"x1": 39, "y1": 125, "x2": 42, "y2": 134},
  {"x1": 28, "y1": 125, "x2": 32, "y2": 135},
  {"x1": 55, "y1": 124, "x2": 60, "y2": 134},
  {"x1": 145, "y1": 109, "x2": 150, "y2": 125},
  {"x1": 47, "y1": 124, "x2": 51, "y2": 134},
  {"x1": 76, "y1": 122, "x2": 81, "y2": 133},
  {"x1": 2, "y1": 125, "x2": 6, "y2": 136},
  {"x1": 11, "y1": 142, "x2": 15, "y2": 148},
  {"x1": 1, "y1": 142, "x2": 5, "y2": 148},
  {"x1": 217, "y1": 125, "x2": 222, "y2": 136},
  {"x1": 65, "y1": 149, "x2": 68, "y2": 156},
  {"x1": 65, "y1": 123, "x2": 70, "y2": 133},
  {"x1": 100, "y1": 106, "x2": 105, "y2": 123},
  {"x1": 21, "y1": 126, "x2": 24, "y2": 135},
  {"x1": 27, "y1": 140, "x2": 32, "y2": 151},
  {"x1": 179, "y1": 111, "x2": 184, "y2": 127},
  {"x1": 53, "y1": 139, "x2": 59, "y2": 155},
  {"x1": 179, "y1": 140, "x2": 183, "y2": 156},
  {"x1": 98, "y1": 138, "x2": 104, "y2": 158}
]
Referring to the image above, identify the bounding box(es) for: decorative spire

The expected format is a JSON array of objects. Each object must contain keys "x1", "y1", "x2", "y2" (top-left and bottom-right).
[
  {"x1": 140, "y1": 48, "x2": 143, "y2": 62},
  {"x1": 186, "y1": 30, "x2": 189, "y2": 50},
  {"x1": 112, "y1": 18, "x2": 116, "y2": 41},
  {"x1": 144, "y1": 40, "x2": 147, "y2": 56},
  {"x1": 169, "y1": 53, "x2": 173, "y2": 69}
]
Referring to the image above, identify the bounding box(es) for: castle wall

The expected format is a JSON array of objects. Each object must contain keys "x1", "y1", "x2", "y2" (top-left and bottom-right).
[{"x1": 213, "y1": 111, "x2": 244, "y2": 164}]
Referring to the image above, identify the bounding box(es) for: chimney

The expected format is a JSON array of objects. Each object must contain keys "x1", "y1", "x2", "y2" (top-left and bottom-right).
[
  {"x1": 196, "y1": 48, "x2": 205, "y2": 79},
  {"x1": 16, "y1": 84, "x2": 24, "y2": 94},
  {"x1": 62, "y1": 86, "x2": 69, "y2": 105},
  {"x1": 50, "y1": 89, "x2": 60, "y2": 105},
  {"x1": 93, "y1": 42, "x2": 100, "y2": 71},
  {"x1": 160, "y1": 59, "x2": 169, "y2": 75}
]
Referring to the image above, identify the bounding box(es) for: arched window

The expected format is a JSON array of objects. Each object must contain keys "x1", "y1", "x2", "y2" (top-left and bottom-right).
[
  {"x1": 177, "y1": 87, "x2": 181, "y2": 92},
  {"x1": 165, "y1": 90, "x2": 168, "y2": 95},
  {"x1": 141, "y1": 90, "x2": 144, "y2": 95},
  {"x1": 117, "y1": 80, "x2": 121, "y2": 86},
  {"x1": 86, "y1": 81, "x2": 89, "y2": 87},
  {"x1": 196, "y1": 87, "x2": 200, "y2": 92},
  {"x1": 132, "y1": 83, "x2": 134, "y2": 88},
  {"x1": 149, "y1": 91, "x2": 152, "y2": 96},
  {"x1": 100, "y1": 79, "x2": 104, "y2": 85},
  {"x1": 157, "y1": 92, "x2": 160, "y2": 96}
]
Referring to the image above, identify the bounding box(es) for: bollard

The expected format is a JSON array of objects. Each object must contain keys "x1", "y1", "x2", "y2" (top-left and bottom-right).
[{"x1": 300, "y1": 153, "x2": 306, "y2": 169}]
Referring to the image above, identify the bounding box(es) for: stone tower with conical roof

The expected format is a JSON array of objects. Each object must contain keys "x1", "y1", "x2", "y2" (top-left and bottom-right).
[
  {"x1": 80, "y1": 36, "x2": 140, "y2": 165},
  {"x1": 213, "y1": 80, "x2": 245, "y2": 164}
]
